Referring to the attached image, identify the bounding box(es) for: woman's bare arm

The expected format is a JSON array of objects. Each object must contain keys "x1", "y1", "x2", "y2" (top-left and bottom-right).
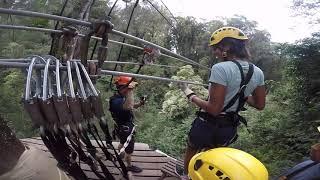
[
  {"x1": 190, "y1": 83, "x2": 226, "y2": 116},
  {"x1": 246, "y1": 86, "x2": 266, "y2": 110}
]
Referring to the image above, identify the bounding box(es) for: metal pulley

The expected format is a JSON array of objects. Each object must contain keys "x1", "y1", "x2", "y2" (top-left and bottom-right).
[
  {"x1": 60, "y1": 26, "x2": 79, "y2": 63},
  {"x1": 143, "y1": 45, "x2": 161, "y2": 64}
]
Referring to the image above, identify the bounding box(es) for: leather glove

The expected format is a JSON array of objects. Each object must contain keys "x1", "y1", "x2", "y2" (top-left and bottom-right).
[
  {"x1": 178, "y1": 82, "x2": 196, "y2": 101},
  {"x1": 128, "y1": 81, "x2": 138, "y2": 89}
]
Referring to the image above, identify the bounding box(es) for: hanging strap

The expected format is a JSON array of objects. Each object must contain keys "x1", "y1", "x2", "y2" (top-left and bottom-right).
[{"x1": 222, "y1": 61, "x2": 254, "y2": 113}]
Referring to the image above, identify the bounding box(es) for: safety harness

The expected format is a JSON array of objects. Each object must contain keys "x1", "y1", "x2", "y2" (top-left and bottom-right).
[
  {"x1": 109, "y1": 94, "x2": 136, "y2": 149},
  {"x1": 197, "y1": 60, "x2": 254, "y2": 134}
]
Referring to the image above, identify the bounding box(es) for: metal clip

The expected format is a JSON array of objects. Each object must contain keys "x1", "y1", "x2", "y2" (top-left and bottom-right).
[
  {"x1": 39, "y1": 57, "x2": 60, "y2": 130},
  {"x1": 52, "y1": 58, "x2": 73, "y2": 130},
  {"x1": 23, "y1": 57, "x2": 46, "y2": 128}
]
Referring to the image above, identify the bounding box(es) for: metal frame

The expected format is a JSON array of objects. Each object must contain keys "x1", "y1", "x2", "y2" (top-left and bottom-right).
[
  {"x1": 0, "y1": 24, "x2": 200, "y2": 68},
  {"x1": 0, "y1": 61, "x2": 208, "y2": 86},
  {"x1": 0, "y1": 57, "x2": 179, "y2": 68},
  {"x1": 0, "y1": 8, "x2": 209, "y2": 69}
]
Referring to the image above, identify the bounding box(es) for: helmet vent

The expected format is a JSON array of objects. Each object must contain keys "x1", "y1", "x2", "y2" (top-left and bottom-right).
[
  {"x1": 194, "y1": 159, "x2": 203, "y2": 171},
  {"x1": 208, "y1": 166, "x2": 214, "y2": 170},
  {"x1": 216, "y1": 170, "x2": 224, "y2": 177},
  {"x1": 238, "y1": 32, "x2": 245, "y2": 36}
]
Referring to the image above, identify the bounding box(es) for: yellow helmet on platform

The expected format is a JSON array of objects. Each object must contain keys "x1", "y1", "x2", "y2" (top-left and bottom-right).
[
  {"x1": 209, "y1": 27, "x2": 248, "y2": 46},
  {"x1": 188, "y1": 148, "x2": 268, "y2": 180}
]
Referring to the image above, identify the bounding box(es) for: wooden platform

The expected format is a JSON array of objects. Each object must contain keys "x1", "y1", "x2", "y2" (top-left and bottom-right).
[{"x1": 21, "y1": 137, "x2": 179, "y2": 180}]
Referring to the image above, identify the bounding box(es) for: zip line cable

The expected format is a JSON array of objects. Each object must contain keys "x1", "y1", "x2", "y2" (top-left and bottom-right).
[
  {"x1": 113, "y1": 0, "x2": 140, "y2": 70},
  {"x1": 144, "y1": 0, "x2": 175, "y2": 29},
  {"x1": 107, "y1": 0, "x2": 119, "y2": 16},
  {"x1": 159, "y1": 0, "x2": 178, "y2": 24}
]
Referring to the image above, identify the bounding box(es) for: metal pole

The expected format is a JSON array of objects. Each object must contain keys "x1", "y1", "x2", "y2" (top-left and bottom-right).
[
  {"x1": 0, "y1": 24, "x2": 62, "y2": 33},
  {"x1": 0, "y1": 61, "x2": 207, "y2": 86},
  {"x1": 0, "y1": 8, "x2": 92, "y2": 27},
  {"x1": 0, "y1": 24, "x2": 144, "y2": 50},
  {"x1": 0, "y1": 9, "x2": 209, "y2": 69},
  {"x1": 0, "y1": 24, "x2": 197, "y2": 68},
  {"x1": 111, "y1": 29, "x2": 209, "y2": 69},
  {"x1": 0, "y1": 58, "x2": 179, "y2": 68},
  {"x1": 100, "y1": 69, "x2": 208, "y2": 86}
]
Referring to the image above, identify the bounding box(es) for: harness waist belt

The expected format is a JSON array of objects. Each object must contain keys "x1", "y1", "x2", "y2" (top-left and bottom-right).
[{"x1": 197, "y1": 111, "x2": 240, "y2": 127}]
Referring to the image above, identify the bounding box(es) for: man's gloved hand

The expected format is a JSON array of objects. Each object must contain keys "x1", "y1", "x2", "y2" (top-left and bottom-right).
[
  {"x1": 178, "y1": 82, "x2": 196, "y2": 101},
  {"x1": 128, "y1": 81, "x2": 138, "y2": 89}
]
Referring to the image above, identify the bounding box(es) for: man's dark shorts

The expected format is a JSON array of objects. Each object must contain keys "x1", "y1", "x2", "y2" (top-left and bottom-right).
[
  {"x1": 188, "y1": 117, "x2": 237, "y2": 150},
  {"x1": 117, "y1": 122, "x2": 135, "y2": 154}
]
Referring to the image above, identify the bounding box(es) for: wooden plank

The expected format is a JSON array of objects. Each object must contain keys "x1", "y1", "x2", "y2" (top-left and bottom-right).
[
  {"x1": 25, "y1": 146, "x2": 166, "y2": 170},
  {"x1": 22, "y1": 137, "x2": 151, "y2": 151},
  {"x1": 80, "y1": 164, "x2": 163, "y2": 177},
  {"x1": 160, "y1": 159, "x2": 184, "y2": 179},
  {"x1": 25, "y1": 139, "x2": 164, "y2": 157},
  {"x1": 23, "y1": 141, "x2": 169, "y2": 165},
  {"x1": 21, "y1": 137, "x2": 175, "y2": 180},
  {"x1": 166, "y1": 159, "x2": 184, "y2": 167}
]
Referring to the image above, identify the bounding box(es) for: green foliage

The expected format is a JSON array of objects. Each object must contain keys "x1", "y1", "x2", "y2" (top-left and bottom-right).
[
  {"x1": 0, "y1": 70, "x2": 35, "y2": 138},
  {"x1": 161, "y1": 65, "x2": 207, "y2": 120},
  {"x1": 1, "y1": 1, "x2": 320, "y2": 178},
  {"x1": 1, "y1": 42, "x2": 25, "y2": 58},
  {"x1": 136, "y1": 108, "x2": 193, "y2": 157}
]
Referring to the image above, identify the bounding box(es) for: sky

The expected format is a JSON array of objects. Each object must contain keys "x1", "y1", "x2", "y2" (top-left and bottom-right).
[{"x1": 159, "y1": 0, "x2": 317, "y2": 43}]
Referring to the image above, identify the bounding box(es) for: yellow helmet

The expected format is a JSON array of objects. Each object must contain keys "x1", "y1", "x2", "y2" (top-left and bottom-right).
[
  {"x1": 188, "y1": 148, "x2": 268, "y2": 180},
  {"x1": 209, "y1": 27, "x2": 248, "y2": 46}
]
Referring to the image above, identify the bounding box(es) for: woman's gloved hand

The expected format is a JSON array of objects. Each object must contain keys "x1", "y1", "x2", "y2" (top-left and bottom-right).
[{"x1": 178, "y1": 82, "x2": 196, "y2": 101}]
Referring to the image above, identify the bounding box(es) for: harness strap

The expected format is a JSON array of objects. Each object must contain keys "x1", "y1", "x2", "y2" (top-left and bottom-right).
[
  {"x1": 222, "y1": 61, "x2": 254, "y2": 112},
  {"x1": 119, "y1": 124, "x2": 136, "y2": 154},
  {"x1": 279, "y1": 160, "x2": 318, "y2": 179}
]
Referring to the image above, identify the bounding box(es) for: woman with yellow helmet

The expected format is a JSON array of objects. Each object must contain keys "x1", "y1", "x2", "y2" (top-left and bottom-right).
[{"x1": 178, "y1": 27, "x2": 266, "y2": 178}]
